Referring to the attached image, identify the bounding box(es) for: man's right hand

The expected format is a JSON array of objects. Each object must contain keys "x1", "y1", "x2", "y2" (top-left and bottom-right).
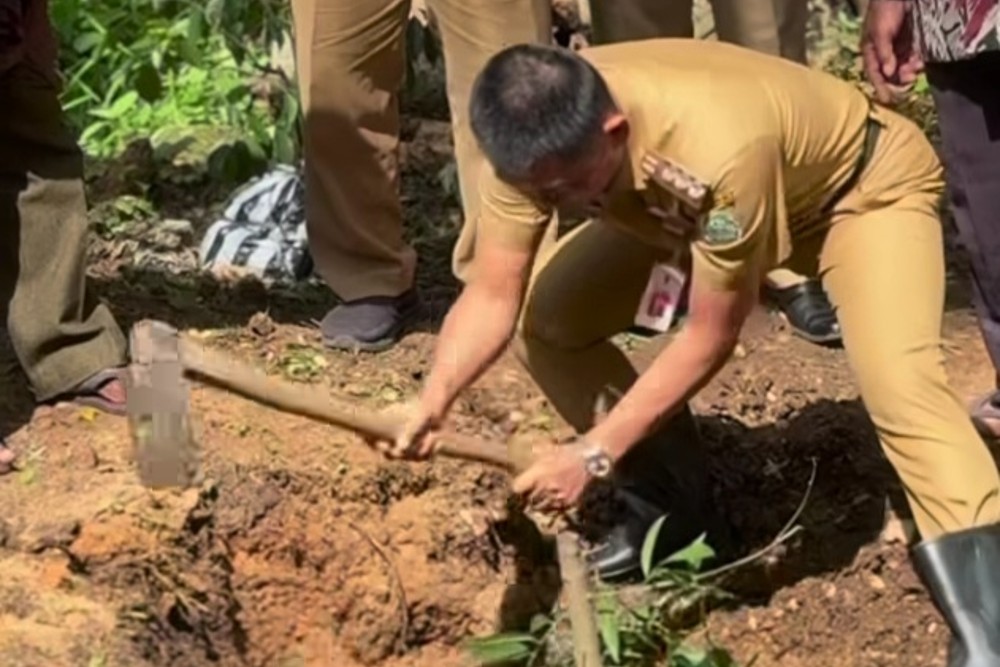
[{"x1": 861, "y1": 0, "x2": 924, "y2": 105}]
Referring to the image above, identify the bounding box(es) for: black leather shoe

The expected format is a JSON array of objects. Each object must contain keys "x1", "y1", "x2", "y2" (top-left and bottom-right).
[
  {"x1": 587, "y1": 488, "x2": 731, "y2": 583},
  {"x1": 913, "y1": 524, "x2": 1000, "y2": 666},
  {"x1": 586, "y1": 406, "x2": 732, "y2": 583},
  {"x1": 767, "y1": 279, "x2": 841, "y2": 345}
]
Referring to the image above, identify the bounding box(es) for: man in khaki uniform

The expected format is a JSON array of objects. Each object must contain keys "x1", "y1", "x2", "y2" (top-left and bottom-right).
[
  {"x1": 0, "y1": 0, "x2": 130, "y2": 473},
  {"x1": 289, "y1": 0, "x2": 554, "y2": 351},
  {"x1": 588, "y1": 0, "x2": 841, "y2": 345},
  {"x1": 377, "y1": 41, "x2": 1000, "y2": 657}
]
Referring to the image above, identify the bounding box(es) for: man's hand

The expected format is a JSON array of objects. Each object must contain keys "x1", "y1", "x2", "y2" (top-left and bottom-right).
[
  {"x1": 511, "y1": 441, "x2": 593, "y2": 513},
  {"x1": 862, "y1": 0, "x2": 923, "y2": 105},
  {"x1": 368, "y1": 399, "x2": 446, "y2": 461}
]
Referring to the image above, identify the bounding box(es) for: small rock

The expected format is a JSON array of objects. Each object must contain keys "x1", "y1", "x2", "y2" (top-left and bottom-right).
[
  {"x1": 824, "y1": 583, "x2": 837, "y2": 599},
  {"x1": 868, "y1": 574, "x2": 886, "y2": 591},
  {"x1": 248, "y1": 311, "x2": 277, "y2": 338},
  {"x1": 733, "y1": 344, "x2": 748, "y2": 359},
  {"x1": 38, "y1": 552, "x2": 73, "y2": 589},
  {"x1": 16, "y1": 520, "x2": 82, "y2": 553},
  {"x1": 748, "y1": 613, "x2": 759, "y2": 631},
  {"x1": 786, "y1": 598, "x2": 800, "y2": 612},
  {"x1": 161, "y1": 218, "x2": 194, "y2": 237},
  {"x1": 880, "y1": 515, "x2": 911, "y2": 545}
]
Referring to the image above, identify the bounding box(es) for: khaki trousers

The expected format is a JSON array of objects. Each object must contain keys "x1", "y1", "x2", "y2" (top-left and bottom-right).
[
  {"x1": 514, "y1": 106, "x2": 1000, "y2": 541},
  {"x1": 0, "y1": 63, "x2": 127, "y2": 400},
  {"x1": 290, "y1": 0, "x2": 554, "y2": 299},
  {"x1": 589, "y1": 0, "x2": 808, "y2": 292}
]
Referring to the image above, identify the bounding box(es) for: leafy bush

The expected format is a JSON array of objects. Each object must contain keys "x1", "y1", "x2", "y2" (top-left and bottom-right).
[{"x1": 49, "y1": 0, "x2": 299, "y2": 171}]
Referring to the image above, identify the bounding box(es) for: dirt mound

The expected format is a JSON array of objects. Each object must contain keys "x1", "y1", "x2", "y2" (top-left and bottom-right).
[{"x1": 55, "y1": 457, "x2": 556, "y2": 667}]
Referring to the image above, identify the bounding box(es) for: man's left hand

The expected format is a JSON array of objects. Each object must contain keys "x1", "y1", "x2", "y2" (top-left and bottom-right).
[{"x1": 511, "y1": 442, "x2": 594, "y2": 512}]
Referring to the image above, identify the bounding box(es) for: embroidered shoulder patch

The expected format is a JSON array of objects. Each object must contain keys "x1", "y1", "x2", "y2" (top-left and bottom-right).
[{"x1": 702, "y1": 206, "x2": 742, "y2": 245}]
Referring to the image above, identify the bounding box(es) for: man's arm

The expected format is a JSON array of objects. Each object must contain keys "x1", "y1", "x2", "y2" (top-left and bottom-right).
[
  {"x1": 582, "y1": 276, "x2": 756, "y2": 459},
  {"x1": 576, "y1": 137, "x2": 784, "y2": 464},
  {"x1": 419, "y1": 239, "x2": 536, "y2": 420},
  {"x1": 388, "y1": 169, "x2": 551, "y2": 457}
]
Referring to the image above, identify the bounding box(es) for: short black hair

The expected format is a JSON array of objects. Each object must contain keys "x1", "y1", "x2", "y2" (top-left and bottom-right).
[{"x1": 469, "y1": 44, "x2": 616, "y2": 181}]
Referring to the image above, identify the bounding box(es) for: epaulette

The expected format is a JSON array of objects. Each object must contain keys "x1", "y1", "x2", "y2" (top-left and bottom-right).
[{"x1": 639, "y1": 151, "x2": 711, "y2": 238}]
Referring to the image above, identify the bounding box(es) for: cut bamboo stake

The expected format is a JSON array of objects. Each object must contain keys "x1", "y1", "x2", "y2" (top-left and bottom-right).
[{"x1": 557, "y1": 532, "x2": 604, "y2": 667}]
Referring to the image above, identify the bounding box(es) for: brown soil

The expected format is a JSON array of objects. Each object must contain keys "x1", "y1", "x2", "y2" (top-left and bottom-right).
[
  {"x1": 4, "y1": 289, "x2": 991, "y2": 667},
  {"x1": 1, "y1": 11, "x2": 992, "y2": 665}
]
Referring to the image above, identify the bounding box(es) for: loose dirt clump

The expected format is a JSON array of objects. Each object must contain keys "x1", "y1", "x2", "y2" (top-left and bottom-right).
[{"x1": 55, "y1": 457, "x2": 557, "y2": 667}]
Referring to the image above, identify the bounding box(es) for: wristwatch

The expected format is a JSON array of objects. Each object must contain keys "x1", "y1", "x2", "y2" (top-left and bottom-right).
[{"x1": 579, "y1": 440, "x2": 614, "y2": 479}]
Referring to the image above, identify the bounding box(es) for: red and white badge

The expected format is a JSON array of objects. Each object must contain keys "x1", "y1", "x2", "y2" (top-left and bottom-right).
[{"x1": 635, "y1": 262, "x2": 687, "y2": 333}]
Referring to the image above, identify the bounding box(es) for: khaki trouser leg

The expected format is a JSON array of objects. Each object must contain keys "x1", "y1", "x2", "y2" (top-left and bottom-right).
[
  {"x1": 514, "y1": 221, "x2": 657, "y2": 430},
  {"x1": 774, "y1": 0, "x2": 808, "y2": 64},
  {"x1": 291, "y1": 0, "x2": 416, "y2": 301},
  {"x1": 821, "y1": 164, "x2": 1000, "y2": 537},
  {"x1": 437, "y1": 0, "x2": 555, "y2": 284},
  {"x1": 589, "y1": 0, "x2": 693, "y2": 43},
  {"x1": 513, "y1": 220, "x2": 704, "y2": 506},
  {"x1": 710, "y1": 0, "x2": 781, "y2": 55},
  {"x1": 0, "y1": 63, "x2": 126, "y2": 400}
]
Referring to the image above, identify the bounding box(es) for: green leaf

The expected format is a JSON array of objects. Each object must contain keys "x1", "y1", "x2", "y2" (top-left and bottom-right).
[
  {"x1": 596, "y1": 595, "x2": 622, "y2": 664},
  {"x1": 664, "y1": 533, "x2": 715, "y2": 572},
  {"x1": 73, "y1": 32, "x2": 104, "y2": 53},
  {"x1": 463, "y1": 632, "x2": 536, "y2": 665},
  {"x1": 135, "y1": 62, "x2": 163, "y2": 102},
  {"x1": 672, "y1": 644, "x2": 740, "y2": 667},
  {"x1": 206, "y1": 0, "x2": 226, "y2": 25},
  {"x1": 640, "y1": 514, "x2": 668, "y2": 579},
  {"x1": 528, "y1": 614, "x2": 551, "y2": 634}
]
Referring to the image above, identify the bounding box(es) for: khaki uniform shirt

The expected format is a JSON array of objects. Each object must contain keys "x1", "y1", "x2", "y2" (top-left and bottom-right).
[{"x1": 477, "y1": 39, "x2": 873, "y2": 291}]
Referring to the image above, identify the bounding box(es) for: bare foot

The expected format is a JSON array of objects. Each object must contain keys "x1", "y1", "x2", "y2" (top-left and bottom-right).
[
  {"x1": 97, "y1": 377, "x2": 126, "y2": 405},
  {"x1": 61, "y1": 367, "x2": 127, "y2": 416}
]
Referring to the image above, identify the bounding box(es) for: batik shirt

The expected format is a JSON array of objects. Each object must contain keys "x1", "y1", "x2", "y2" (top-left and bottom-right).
[{"x1": 911, "y1": 0, "x2": 1000, "y2": 62}]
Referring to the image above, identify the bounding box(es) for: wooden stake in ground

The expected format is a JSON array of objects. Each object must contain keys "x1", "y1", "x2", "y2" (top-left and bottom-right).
[{"x1": 557, "y1": 532, "x2": 604, "y2": 666}]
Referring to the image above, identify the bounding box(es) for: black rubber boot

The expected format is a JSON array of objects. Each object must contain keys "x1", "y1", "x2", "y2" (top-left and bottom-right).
[
  {"x1": 912, "y1": 524, "x2": 1000, "y2": 666},
  {"x1": 767, "y1": 279, "x2": 842, "y2": 345},
  {"x1": 587, "y1": 405, "x2": 732, "y2": 583}
]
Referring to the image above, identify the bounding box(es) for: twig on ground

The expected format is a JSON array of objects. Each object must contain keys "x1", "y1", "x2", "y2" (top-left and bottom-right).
[
  {"x1": 348, "y1": 521, "x2": 410, "y2": 652},
  {"x1": 602, "y1": 457, "x2": 819, "y2": 603},
  {"x1": 695, "y1": 457, "x2": 818, "y2": 583}
]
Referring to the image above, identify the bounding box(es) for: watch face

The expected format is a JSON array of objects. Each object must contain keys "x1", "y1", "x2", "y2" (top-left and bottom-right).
[{"x1": 585, "y1": 452, "x2": 612, "y2": 478}]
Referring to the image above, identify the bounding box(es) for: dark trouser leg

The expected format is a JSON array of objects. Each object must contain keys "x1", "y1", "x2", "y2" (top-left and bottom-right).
[
  {"x1": 927, "y1": 54, "x2": 1000, "y2": 386},
  {"x1": 0, "y1": 63, "x2": 126, "y2": 401}
]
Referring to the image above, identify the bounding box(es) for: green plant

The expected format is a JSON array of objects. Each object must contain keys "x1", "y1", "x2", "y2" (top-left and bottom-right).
[
  {"x1": 465, "y1": 462, "x2": 816, "y2": 667},
  {"x1": 50, "y1": 0, "x2": 299, "y2": 171},
  {"x1": 464, "y1": 529, "x2": 739, "y2": 667}
]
